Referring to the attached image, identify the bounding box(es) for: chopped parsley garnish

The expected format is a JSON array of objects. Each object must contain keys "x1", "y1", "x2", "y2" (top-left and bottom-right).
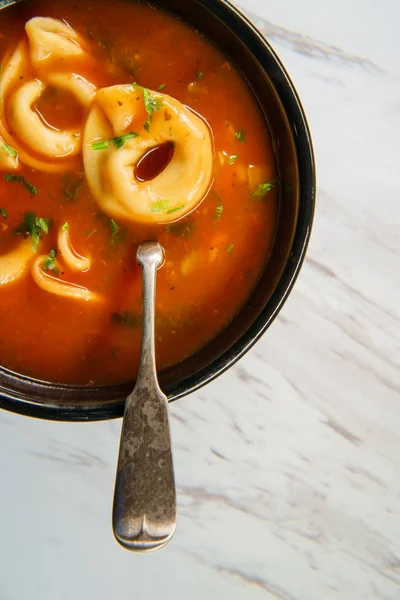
[
  {"x1": 62, "y1": 172, "x2": 85, "y2": 203},
  {"x1": 91, "y1": 132, "x2": 139, "y2": 151},
  {"x1": 226, "y1": 243, "x2": 234, "y2": 255},
  {"x1": 111, "y1": 311, "x2": 141, "y2": 328},
  {"x1": 0, "y1": 208, "x2": 8, "y2": 219},
  {"x1": 14, "y1": 211, "x2": 51, "y2": 251},
  {"x1": 165, "y1": 221, "x2": 194, "y2": 238},
  {"x1": 158, "y1": 83, "x2": 167, "y2": 90},
  {"x1": 112, "y1": 132, "x2": 139, "y2": 149},
  {"x1": 61, "y1": 222, "x2": 69, "y2": 231},
  {"x1": 228, "y1": 154, "x2": 238, "y2": 164},
  {"x1": 196, "y1": 70, "x2": 204, "y2": 80},
  {"x1": 166, "y1": 204, "x2": 185, "y2": 215},
  {"x1": 235, "y1": 129, "x2": 246, "y2": 143},
  {"x1": 109, "y1": 218, "x2": 120, "y2": 246},
  {"x1": 109, "y1": 218, "x2": 126, "y2": 246},
  {"x1": 4, "y1": 173, "x2": 38, "y2": 195},
  {"x1": 91, "y1": 140, "x2": 109, "y2": 151},
  {"x1": 43, "y1": 248, "x2": 59, "y2": 274},
  {"x1": 151, "y1": 199, "x2": 169, "y2": 213},
  {"x1": 1, "y1": 143, "x2": 18, "y2": 157},
  {"x1": 132, "y1": 82, "x2": 164, "y2": 131},
  {"x1": 143, "y1": 88, "x2": 163, "y2": 132},
  {"x1": 251, "y1": 181, "x2": 277, "y2": 198},
  {"x1": 213, "y1": 197, "x2": 223, "y2": 220}
]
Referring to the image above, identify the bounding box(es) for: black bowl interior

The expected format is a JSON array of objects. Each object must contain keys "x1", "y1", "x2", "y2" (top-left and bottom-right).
[{"x1": 0, "y1": 0, "x2": 315, "y2": 420}]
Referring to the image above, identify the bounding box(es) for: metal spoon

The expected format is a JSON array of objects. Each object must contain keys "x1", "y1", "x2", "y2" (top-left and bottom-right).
[{"x1": 112, "y1": 241, "x2": 176, "y2": 552}]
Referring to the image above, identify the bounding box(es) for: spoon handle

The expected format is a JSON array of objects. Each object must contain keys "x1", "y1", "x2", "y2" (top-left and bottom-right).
[{"x1": 113, "y1": 242, "x2": 176, "y2": 552}]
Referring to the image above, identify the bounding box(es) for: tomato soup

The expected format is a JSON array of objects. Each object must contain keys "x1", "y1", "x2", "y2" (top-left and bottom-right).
[{"x1": 0, "y1": 0, "x2": 278, "y2": 385}]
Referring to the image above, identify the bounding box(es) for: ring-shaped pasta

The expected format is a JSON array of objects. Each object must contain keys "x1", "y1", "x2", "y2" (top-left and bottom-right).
[
  {"x1": 0, "y1": 240, "x2": 34, "y2": 286},
  {"x1": 25, "y1": 17, "x2": 87, "y2": 70},
  {"x1": 0, "y1": 18, "x2": 97, "y2": 172},
  {"x1": 0, "y1": 42, "x2": 78, "y2": 171},
  {"x1": 8, "y1": 77, "x2": 94, "y2": 159},
  {"x1": 0, "y1": 40, "x2": 30, "y2": 100},
  {"x1": 31, "y1": 255, "x2": 100, "y2": 302},
  {"x1": 47, "y1": 73, "x2": 96, "y2": 107},
  {"x1": 83, "y1": 84, "x2": 213, "y2": 224},
  {"x1": 58, "y1": 226, "x2": 90, "y2": 272},
  {"x1": 9, "y1": 80, "x2": 80, "y2": 159}
]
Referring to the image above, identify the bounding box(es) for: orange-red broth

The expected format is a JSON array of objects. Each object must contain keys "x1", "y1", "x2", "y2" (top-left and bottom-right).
[{"x1": 0, "y1": 0, "x2": 278, "y2": 385}]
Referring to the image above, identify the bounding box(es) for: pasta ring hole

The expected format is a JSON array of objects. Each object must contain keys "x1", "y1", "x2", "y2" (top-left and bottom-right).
[
  {"x1": 34, "y1": 86, "x2": 84, "y2": 131},
  {"x1": 134, "y1": 141, "x2": 175, "y2": 182}
]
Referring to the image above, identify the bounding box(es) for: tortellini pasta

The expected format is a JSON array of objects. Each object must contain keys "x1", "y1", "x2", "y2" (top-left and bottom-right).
[
  {"x1": 0, "y1": 240, "x2": 34, "y2": 286},
  {"x1": 25, "y1": 17, "x2": 88, "y2": 69},
  {"x1": 31, "y1": 254, "x2": 100, "y2": 303},
  {"x1": 0, "y1": 18, "x2": 96, "y2": 172},
  {"x1": 57, "y1": 225, "x2": 90, "y2": 272},
  {"x1": 31, "y1": 225, "x2": 98, "y2": 302},
  {"x1": 83, "y1": 84, "x2": 213, "y2": 224},
  {"x1": 0, "y1": 222, "x2": 97, "y2": 302}
]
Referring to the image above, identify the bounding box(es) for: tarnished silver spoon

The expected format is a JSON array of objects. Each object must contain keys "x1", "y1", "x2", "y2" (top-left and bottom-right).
[{"x1": 112, "y1": 241, "x2": 176, "y2": 552}]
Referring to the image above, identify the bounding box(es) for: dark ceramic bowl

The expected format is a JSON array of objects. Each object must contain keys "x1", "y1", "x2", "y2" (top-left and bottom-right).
[{"x1": 0, "y1": 0, "x2": 315, "y2": 421}]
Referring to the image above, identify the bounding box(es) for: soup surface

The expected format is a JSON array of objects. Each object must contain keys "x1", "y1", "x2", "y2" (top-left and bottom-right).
[{"x1": 0, "y1": 0, "x2": 278, "y2": 385}]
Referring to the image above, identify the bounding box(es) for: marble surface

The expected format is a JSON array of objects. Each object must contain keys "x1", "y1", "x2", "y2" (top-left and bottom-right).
[{"x1": 1, "y1": 0, "x2": 399, "y2": 598}]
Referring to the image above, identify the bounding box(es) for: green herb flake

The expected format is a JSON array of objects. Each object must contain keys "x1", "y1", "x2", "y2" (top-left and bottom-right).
[
  {"x1": 228, "y1": 154, "x2": 238, "y2": 164},
  {"x1": 235, "y1": 129, "x2": 246, "y2": 144},
  {"x1": 1, "y1": 143, "x2": 18, "y2": 157},
  {"x1": 226, "y1": 243, "x2": 234, "y2": 255},
  {"x1": 165, "y1": 221, "x2": 194, "y2": 238},
  {"x1": 109, "y1": 218, "x2": 121, "y2": 246},
  {"x1": 43, "y1": 248, "x2": 59, "y2": 274},
  {"x1": 158, "y1": 83, "x2": 167, "y2": 90},
  {"x1": 109, "y1": 218, "x2": 127, "y2": 247},
  {"x1": 14, "y1": 211, "x2": 51, "y2": 251},
  {"x1": 213, "y1": 197, "x2": 223, "y2": 220},
  {"x1": 111, "y1": 311, "x2": 141, "y2": 328},
  {"x1": 91, "y1": 132, "x2": 139, "y2": 151},
  {"x1": 251, "y1": 180, "x2": 277, "y2": 198},
  {"x1": 61, "y1": 222, "x2": 69, "y2": 231},
  {"x1": 36, "y1": 217, "x2": 50, "y2": 235},
  {"x1": 91, "y1": 140, "x2": 110, "y2": 150},
  {"x1": 111, "y1": 132, "x2": 139, "y2": 149},
  {"x1": 4, "y1": 173, "x2": 38, "y2": 195},
  {"x1": 0, "y1": 208, "x2": 8, "y2": 219},
  {"x1": 139, "y1": 86, "x2": 163, "y2": 132},
  {"x1": 196, "y1": 70, "x2": 204, "y2": 80},
  {"x1": 61, "y1": 172, "x2": 85, "y2": 203},
  {"x1": 166, "y1": 204, "x2": 185, "y2": 215},
  {"x1": 151, "y1": 199, "x2": 169, "y2": 213}
]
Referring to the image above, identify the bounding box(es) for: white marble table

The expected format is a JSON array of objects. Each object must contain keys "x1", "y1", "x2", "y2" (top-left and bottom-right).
[{"x1": 1, "y1": 1, "x2": 399, "y2": 598}]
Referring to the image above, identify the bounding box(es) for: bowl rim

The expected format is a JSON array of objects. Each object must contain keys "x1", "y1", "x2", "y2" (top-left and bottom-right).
[{"x1": 0, "y1": 0, "x2": 316, "y2": 421}]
